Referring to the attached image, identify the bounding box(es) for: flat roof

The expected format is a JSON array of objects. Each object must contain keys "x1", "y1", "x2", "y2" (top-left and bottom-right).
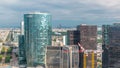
[{"x1": 26, "y1": 12, "x2": 50, "y2": 15}]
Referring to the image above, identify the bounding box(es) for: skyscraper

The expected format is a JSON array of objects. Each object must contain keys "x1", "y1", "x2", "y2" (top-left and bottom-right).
[
  {"x1": 102, "y1": 25, "x2": 109, "y2": 68},
  {"x1": 18, "y1": 35, "x2": 26, "y2": 67},
  {"x1": 18, "y1": 21, "x2": 26, "y2": 67},
  {"x1": 67, "y1": 24, "x2": 97, "y2": 50},
  {"x1": 102, "y1": 24, "x2": 120, "y2": 68},
  {"x1": 67, "y1": 24, "x2": 97, "y2": 68},
  {"x1": 67, "y1": 30, "x2": 80, "y2": 45},
  {"x1": 24, "y1": 12, "x2": 52, "y2": 67},
  {"x1": 77, "y1": 24, "x2": 97, "y2": 50}
]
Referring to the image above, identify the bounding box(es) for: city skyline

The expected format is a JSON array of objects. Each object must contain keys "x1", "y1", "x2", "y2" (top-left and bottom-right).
[{"x1": 1, "y1": 0, "x2": 120, "y2": 27}]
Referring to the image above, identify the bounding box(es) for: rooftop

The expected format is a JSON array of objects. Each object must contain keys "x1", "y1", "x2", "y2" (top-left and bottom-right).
[{"x1": 27, "y1": 12, "x2": 50, "y2": 15}]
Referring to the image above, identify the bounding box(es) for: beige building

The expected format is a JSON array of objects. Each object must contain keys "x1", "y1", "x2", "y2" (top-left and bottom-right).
[{"x1": 52, "y1": 35, "x2": 67, "y2": 46}]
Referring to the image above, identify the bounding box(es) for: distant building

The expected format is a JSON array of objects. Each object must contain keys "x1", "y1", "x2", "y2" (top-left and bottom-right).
[
  {"x1": 113, "y1": 23, "x2": 120, "y2": 26},
  {"x1": 52, "y1": 29, "x2": 68, "y2": 46},
  {"x1": 12, "y1": 29, "x2": 21, "y2": 42},
  {"x1": 21, "y1": 21, "x2": 24, "y2": 35},
  {"x1": 24, "y1": 12, "x2": 52, "y2": 67},
  {"x1": 52, "y1": 28, "x2": 76, "y2": 32},
  {"x1": 102, "y1": 24, "x2": 120, "y2": 68},
  {"x1": 0, "y1": 29, "x2": 10, "y2": 42},
  {"x1": 67, "y1": 24, "x2": 97, "y2": 50},
  {"x1": 52, "y1": 35, "x2": 67, "y2": 46}
]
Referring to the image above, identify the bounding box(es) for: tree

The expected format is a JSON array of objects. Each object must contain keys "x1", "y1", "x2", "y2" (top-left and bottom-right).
[
  {"x1": 1, "y1": 47, "x2": 5, "y2": 54},
  {"x1": 5, "y1": 55, "x2": 11, "y2": 63},
  {"x1": 0, "y1": 55, "x2": 2, "y2": 62},
  {"x1": 7, "y1": 47, "x2": 12, "y2": 54}
]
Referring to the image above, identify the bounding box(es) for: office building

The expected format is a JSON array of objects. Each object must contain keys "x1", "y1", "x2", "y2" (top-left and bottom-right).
[
  {"x1": 18, "y1": 35, "x2": 26, "y2": 67},
  {"x1": 77, "y1": 24, "x2": 97, "y2": 50},
  {"x1": 67, "y1": 24, "x2": 97, "y2": 50},
  {"x1": 102, "y1": 24, "x2": 120, "y2": 68},
  {"x1": 67, "y1": 30, "x2": 80, "y2": 45},
  {"x1": 45, "y1": 45, "x2": 79, "y2": 68},
  {"x1": 102, "y1": 25, "x2": 109, "y2": 68},
  {"x1": 24, "y1": 12, "x2": 52, "y2": 67}
]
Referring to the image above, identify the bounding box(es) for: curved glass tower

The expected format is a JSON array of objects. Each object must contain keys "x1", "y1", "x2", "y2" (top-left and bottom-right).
[{"x1": 24, "y1": 12, "x2": 52, "y2": 67}]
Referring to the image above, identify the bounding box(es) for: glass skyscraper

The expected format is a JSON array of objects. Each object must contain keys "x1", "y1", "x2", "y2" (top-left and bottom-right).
[
  {"x1": 18, "y1": 35, "x2": 26, "y2": 66},
  {"x1": 24, "y1": 12, "x2": 52, "y2": 67},
  {"x1": 102, "y1": 24, "x2": 120, "y2": 68}
]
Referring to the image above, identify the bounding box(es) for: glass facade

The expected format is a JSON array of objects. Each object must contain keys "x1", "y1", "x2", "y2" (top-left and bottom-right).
[
  {"x1": 102, "y1": 25, "x2": 109, "y2": 68},
  {"x1": 18, "y1": 35, "x2": 26, "y2": 66},
  {"x1": 24, "y1": 12, "x2": 52, "y2": 67},
  {"x1": 102, "y1": 24, "x2": 120, "y2": 68}
]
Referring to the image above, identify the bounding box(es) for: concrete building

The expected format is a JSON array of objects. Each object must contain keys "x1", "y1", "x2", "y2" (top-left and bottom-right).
[
  {"x1": 67, "y1": 30, "x2": 80, "y2": 45},
  {"x1": 45, "y1": 45, "x2": 97, "y2": 68},
  {"x1": 52, "y1": 35, "x2": 67, "y2": 46},
  {"x1": 102, "y1": 24, "x2": 120, "y2": 68},
  {"x1": 24, "y1": 12, "x2": 52, "y2": 67},
  {"x1": 45, "y1": 45, "x2": 79, "y2": 68},
  {"x1": 52, "y1": 28, "x2": 68, "y2": 46},
  {"x1": 67, "y1": 24, "x2": 97, "y2": 50},
  {"x1": 77, "y1": 24, "x2": 97, "y2": 50}
]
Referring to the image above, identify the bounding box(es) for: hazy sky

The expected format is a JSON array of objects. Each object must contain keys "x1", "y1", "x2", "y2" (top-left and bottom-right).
[{"x1": 0, "y1": 0, "x2": 120, "y2": 27}]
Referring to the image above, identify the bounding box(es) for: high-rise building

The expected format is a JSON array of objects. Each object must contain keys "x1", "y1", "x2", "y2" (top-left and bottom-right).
[
  {"x1": 24, "y1": 12, "x2": 52, "y2": 67},
  {"x1": 102, "y1": 25, "x2": 109, "y2": 68},
  {"x1": 67, "y1": 30, "x2": 80, "y2": 45},
  {"x1": 18, "y1": 35, "x2": 26, "y2": 67},
  {"x1": 77, "y1": 24, "x2": 97, "y2": 50},
  {"x1": 102, "y1": 24, "x2": 120, "y2": 68},
  {"x1": 67, "y1": 24, "x2": 97, "y2": 50}
]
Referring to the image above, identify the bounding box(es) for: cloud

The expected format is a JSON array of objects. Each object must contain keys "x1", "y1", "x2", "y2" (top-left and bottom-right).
[
  {"x1": 0, "y1": 0, "x2": 18, "y2": 5},
  {"x1": 80, "y1": 0, "x2": 120, "y2": 8},
  {"x1": 0, "y1": 0, "x2": 120, "y2": 27}
]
